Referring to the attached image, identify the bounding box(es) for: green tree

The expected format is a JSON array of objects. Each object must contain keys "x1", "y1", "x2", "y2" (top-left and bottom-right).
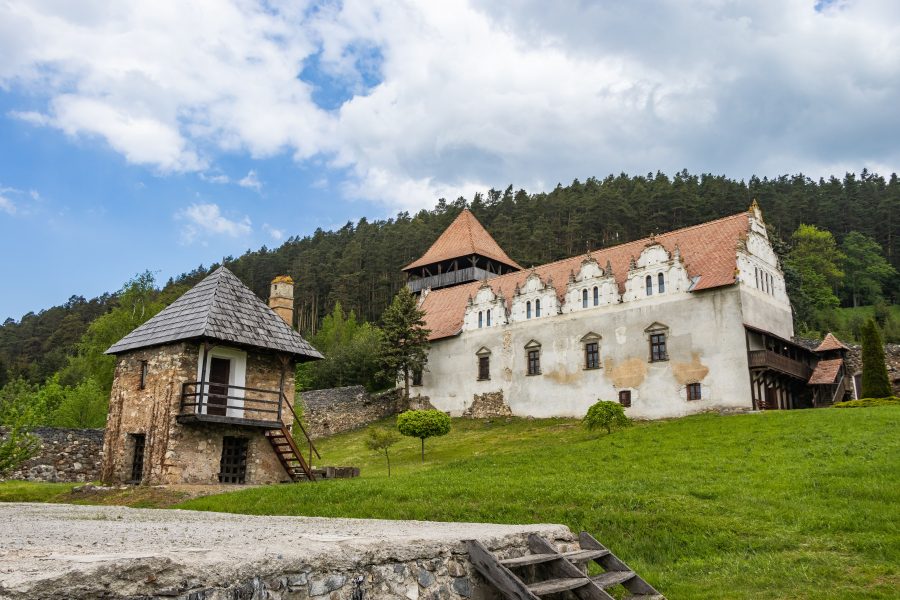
[
  {"x1": 860, "y1": 319, "x2": 892, "y2": 398},
  {"x1": 785, "y1": 225, "x2": 846, "y2": 332},
  {"x1": 380, "y1": 288, "x2": 430, "y2": 401},
  {"x1": 0, "y1": 411, "x2": 40, "y2": 476},
  {"x1": 583, "y1": 400, "x2": 631, "y2": 434},
  {"x1": 841, "y1": 232, "x2": 898, "y2": 307},
  {"x1": 397, "y1": 409, "x2": 450, "y2": 462},
  {"x1": 51, "y1": 378, "x2": 108, "y2": 428},
  {"x1": 365, "y1": 427, "x2": 401, "y2": 476}
]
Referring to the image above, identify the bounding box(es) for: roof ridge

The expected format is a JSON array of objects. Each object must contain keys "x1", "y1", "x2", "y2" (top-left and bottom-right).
[
  {"x1": 427, "y1": 211, "x2": 750, "y2": 296},
  {"x1": 200, "y1": 267, "x2": 226, "y2": 337},
  {"x1": 462, "y1": 209, "x2": 476, "y2": 253}
]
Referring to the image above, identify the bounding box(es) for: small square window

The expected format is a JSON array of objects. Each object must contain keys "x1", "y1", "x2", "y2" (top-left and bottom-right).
[
  {"x1": 585, "y1": 342, "x2": 600, "y2": 369},
  {"x1": 527, "y1": 349, "x2": 541, "y2": 375},
  {"x1": 687, "y1": 383, "x2": 702, "y2": 401},
  {"x1": 139, "y1": 360, "x2": 148, "y2": 390},
  {"x1": 619, "y1": 390, "x2": 632, "y2": 407},
  {"x1": 412, "y1": 368, "x2": 423, "y2": 386}
]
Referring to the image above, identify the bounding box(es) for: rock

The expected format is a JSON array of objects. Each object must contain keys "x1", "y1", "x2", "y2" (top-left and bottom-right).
[
  {"x1": 309, "y1": 574, "x2": 346, "y2": 596},
  {"x1": 451, "y1": 578, "x2": 471, "y2": 597},
  {"x1": 445, "y1": 561, "x2": 466, "y2": 578},
  {"x1": 417, "y1": 569, "x2": 435, "y2": 588}
]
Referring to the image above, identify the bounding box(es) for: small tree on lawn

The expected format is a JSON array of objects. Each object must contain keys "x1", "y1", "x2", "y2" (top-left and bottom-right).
[
  {"x1": 0, "y1": 406, "x2": 40, "y2": 477},
  {"x1": 365, "y1": 427, "x2": 400, "y2": 477},
  {"x1": 860, "y1": 318, "x2": 892, "y2": 398},
  {"x1": 380, "y1": 287, "x2": 430, "y2": 402},
  {"x1": 397, "y1": 409, "x2": 451, "y2": 462},
  {"x1": 583, "y1": 400, "x2": 631, "y2": 435}
]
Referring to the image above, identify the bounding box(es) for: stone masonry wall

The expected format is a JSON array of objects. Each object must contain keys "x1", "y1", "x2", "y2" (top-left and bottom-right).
[
  {"x1": 302, "y1": 386, "x2": 407, "y2": 439},
  {"x1": 462, "y1": 391, "x2": 513, "y2": 418},
  {"x1": 103, "y1": 342, "x2": 296, "y2": 485},
  {"x1": 0, "y1": 428, "x2": 104, "y2": 482},
  {"x1": 845, "y1": 343, "x2": 900, "y2": 396}
]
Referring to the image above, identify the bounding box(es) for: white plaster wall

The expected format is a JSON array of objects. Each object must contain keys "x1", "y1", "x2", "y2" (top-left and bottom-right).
[{"x1": 417, "y1": 286, "x2": 753, "y2": 420}]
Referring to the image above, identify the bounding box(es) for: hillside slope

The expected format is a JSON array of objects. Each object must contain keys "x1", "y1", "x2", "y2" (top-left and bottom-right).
[{"x1": 180, "y1": 408, "x2": 900, "y2": 600}]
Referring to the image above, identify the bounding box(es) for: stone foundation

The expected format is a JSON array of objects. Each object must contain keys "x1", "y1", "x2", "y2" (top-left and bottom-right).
[
  {"x1": 463, "y1": 392, "x2": 512, "y2": 419},
  {"x1": 303, "y1": 386, "x2": 407, "y2": 439},
  {"x1": 0, "y1": 428, "x2": 104, "y2": 483}
]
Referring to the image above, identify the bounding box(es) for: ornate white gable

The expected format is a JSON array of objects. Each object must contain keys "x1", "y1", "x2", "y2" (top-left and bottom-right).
[
  {"x1": 623, "y1": 240, "x2": 691, "y2": 302},
  {"x1": 462, "y1": 282, "x2": 508, "y2": 331},
  {"x1": 509, "y1": 271, "x2": 560, "y2": 322},
  {"x1": 735, "y1": 201, "x2": 790, "y2": 304},
  {"x1": 562, "y1": 256, "x2": 619, "y2": 313}
]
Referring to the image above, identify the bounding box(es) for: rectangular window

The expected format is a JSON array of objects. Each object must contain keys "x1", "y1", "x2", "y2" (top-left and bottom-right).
[
  {"x1": 585, "y1": 342, "x2": 600, "y2": 369},
  {"x1": 478, "y1": 355, "x2": 490, "y2": 380},
  {"x1": 650, "y1": 333, "x2": 668, "y2": 362},
  {"x1": 618, "y1": 390, "x2": 632, "y2": 407},
  {"x1": 486, "y1": 309, "x2": 491, "y2": 327},
  {"x1": 129, "y1": 433, "x2": 145, "y2": 483},
  {"x1": 139, "y1": 360, "x2": 148, "y2": 390},
  {"x1": 412, "y1": 368, "x2": 423, "y2": 386},
  {"x1": 527, "y1": 349, "x2": 541, "y2": 375},
  {"x1": 219, "y1": 436, "x2": 248, "y2": 484},
  {"x1": 478, "y1": 311, "x2": 483, "y2": 328},
  {"x1": 687, "y1": 383, "x2": 702, "y2": 401},
  {"x1": 593, "y1": 286, "x2": 599, "y2": 306}
]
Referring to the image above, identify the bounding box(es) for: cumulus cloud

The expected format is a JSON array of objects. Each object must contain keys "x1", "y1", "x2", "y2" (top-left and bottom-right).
[
  {"x1": 0, "y1": 194, "x2": 15, "y2": 215},
  {"x1": 263, "y1": 223, "x2": 284, "y2": 242},
  {"x1": 177, "y1": 202, "x2": 252, "y2": 244},
  {"x1": 238, "y1": 170, "x2": 262, "y2": 192},
  {"x1": 2, "y1": 0, "x2": 899, "y2": 210}
]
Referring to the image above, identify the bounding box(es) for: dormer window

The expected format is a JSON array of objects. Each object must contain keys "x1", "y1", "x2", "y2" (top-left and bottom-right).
[
  {"x1": 526, "y1": 301, "x2": 532, "y2": 319},
  {"x1": 535, "y1": 299, "x2": 541, "y2": 317},
  {"x1": 478, "y1": 311, "x2": 483, "y2": 328},
  {"x1": 582, "y1": 289, "x2": 588, "y2": 308},
  {"x1": 645, "y1": 275, "x2": 653, "y2": 296},
  {"x1": 593, "y1": 286, "x2": 599, "y2": 306},
  {"x1": 486, "y1": 309, "x2": 491, "y2": 327},
  {"x1": 658, "y1": 273, "x2": 665, "y2": 293}
]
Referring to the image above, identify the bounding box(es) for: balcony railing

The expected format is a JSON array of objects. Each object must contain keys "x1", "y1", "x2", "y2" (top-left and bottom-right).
[
  {"x1": 748, "y1": 350, "x2": 812, "y2": 381},
  {"x1": 179, "y1": 381, "x2": 285, "y2": 428},
  {"x1": 407, "y1": 266, "x2": 496, "y2": 292}
]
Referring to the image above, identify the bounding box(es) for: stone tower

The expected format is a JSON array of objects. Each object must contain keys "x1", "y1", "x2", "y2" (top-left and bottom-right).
[{"x1": 269, "y1": 275, "x2": 294, "y2": 326}]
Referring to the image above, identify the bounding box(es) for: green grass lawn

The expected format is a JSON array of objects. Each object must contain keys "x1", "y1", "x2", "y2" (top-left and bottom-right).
[{"x1": 177, "y1": 408, "x2": 900, "y2": 600}]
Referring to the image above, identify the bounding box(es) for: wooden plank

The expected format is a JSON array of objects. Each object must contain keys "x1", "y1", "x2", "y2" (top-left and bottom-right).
[
  {"x1": 564, "y1": 549, "x2": 610, "y2": 563},
  {"x1": 465, "y1": 540, "x2": 540, "y2": 600},
  {"x1": 591, "y1": 571, "x2": 635, "y2": 589},
  {"x1": 526, "y1": 535, "x2": 616, "y2": 600},
  {"x1": 578, "y1": 533, "x2": 662, "y2": 597},
  {"x1": 528, "y1": 578, "x2": 590, "y2": 595},
  {"x1": 500, "y1": 553, "x2": 560, "y2": 567}
]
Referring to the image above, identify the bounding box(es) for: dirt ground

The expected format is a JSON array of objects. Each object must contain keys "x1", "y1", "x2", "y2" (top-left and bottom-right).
[{"x1": 58, "y1": 482, "x2": 260, "y2": 507}]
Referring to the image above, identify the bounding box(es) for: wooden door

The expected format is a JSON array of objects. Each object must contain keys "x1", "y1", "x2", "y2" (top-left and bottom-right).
[
  {"x1": 764, "y1": 387, "x2": 777, "y2": 410},
  {"x1": 207, "y1": 357, "x2": 230, "y2": 416}
]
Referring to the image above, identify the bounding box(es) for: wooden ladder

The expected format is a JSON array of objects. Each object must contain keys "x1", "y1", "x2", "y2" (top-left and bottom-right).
[
  {"x1": 467, "y1": 531, "x2": 664, "y2": 600},
  {"x1": 264, "y1": 425, "x2": 316, "y2": 483}
]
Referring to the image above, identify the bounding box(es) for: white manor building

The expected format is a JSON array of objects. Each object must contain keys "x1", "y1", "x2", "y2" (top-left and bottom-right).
[{"x1": 404, "y1": 204, "x2": 851, "y2": 419}]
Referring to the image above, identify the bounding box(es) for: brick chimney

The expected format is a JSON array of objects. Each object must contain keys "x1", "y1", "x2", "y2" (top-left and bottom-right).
[{"x1": 269, "y1": 275, "x2": 294, "y2": 327}]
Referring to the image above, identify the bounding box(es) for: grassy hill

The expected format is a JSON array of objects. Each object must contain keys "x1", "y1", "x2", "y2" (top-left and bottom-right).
[{"x1": 176, "y1": 408, "x2": 900, "y2": 600}]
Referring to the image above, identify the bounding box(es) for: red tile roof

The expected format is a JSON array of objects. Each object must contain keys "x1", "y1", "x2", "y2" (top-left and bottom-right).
[
  {"x1": 808, "y1": 358, "x2": 843, "y2": 385},
  {"x1": 419, "y1": 211, "x2": 751, "y2": 340},
  {"x1": 403, "y1": 209, "x2": 523, "y2": 271},
  {"x1": 815, "y1": 333, "x2": 849, "y2": 352}
]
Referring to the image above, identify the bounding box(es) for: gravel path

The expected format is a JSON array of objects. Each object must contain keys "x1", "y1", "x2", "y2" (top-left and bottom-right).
[{"x1": 0, "y1": 503, "x2": 570, "y2": 599}]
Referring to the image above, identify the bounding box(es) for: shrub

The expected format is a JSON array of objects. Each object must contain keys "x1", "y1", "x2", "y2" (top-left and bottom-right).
[
  {"x1": 860, "y1": 318, "x2": 892, "y2": 398},
  {"x1": 583, "y1": 400, "x2": 631, "y2": 434},
  {"x1": 833, "y1": 397, "x2": 900, "y2": 408},
  {"x1": 397, "y1": 409, "x2": 451, "y2": 462},
  {"x1": 365, "y1": 427, "x2": 401, "y2": 476}
]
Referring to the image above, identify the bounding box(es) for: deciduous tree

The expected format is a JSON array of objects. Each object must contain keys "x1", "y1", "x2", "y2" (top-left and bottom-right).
[{"x1": 397, "y1": 409, "x2": 450, "y2": 462}]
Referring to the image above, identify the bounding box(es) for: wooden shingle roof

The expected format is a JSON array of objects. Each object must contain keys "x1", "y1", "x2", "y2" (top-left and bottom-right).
[
  {"x1": 403, "y1": 209, "x2": 523, "y2": 271},
  {"x1": 814, "y1": 333, "x2": 849, "y2": 352},
  {"x1": 106, "y1": 267, "x2": 323, "y2": 359},
  {"x1": 420, "y1": 211, "x2": 752, "y2": 340}
]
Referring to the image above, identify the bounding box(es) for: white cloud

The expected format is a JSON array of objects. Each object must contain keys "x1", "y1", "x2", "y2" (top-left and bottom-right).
[
  {"x1": 238, "y1": 170, "x2": 262, "y2": 192},
  {"x1": 0, "y1": 194, "x2": 15, "y2": 215},
  {"x1": 177, "y1": 202, "x2": 252, "y2": 244},
  {"x1": 263, "y1": 223, "x2": 284, "y2": 242},
  {"x1": 2, "y1": 1, "x2": 899, "y2": 210}
]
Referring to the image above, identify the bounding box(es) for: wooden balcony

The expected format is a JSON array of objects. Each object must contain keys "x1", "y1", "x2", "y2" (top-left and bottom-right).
[
  {"x1": 178, "y1": 382, "x2": 285, "y2": 428},
  {"x1": 407, "y1": 266, "x2": 496, "y2": 292},
  {"x1": 748, "y1": 350, "x2": 812, "y2": 381}
]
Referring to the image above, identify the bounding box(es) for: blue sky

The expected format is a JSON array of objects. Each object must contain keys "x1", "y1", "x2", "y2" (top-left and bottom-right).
[{"x1": 1, "y1": 0, "x2": 898, "y2": 321}]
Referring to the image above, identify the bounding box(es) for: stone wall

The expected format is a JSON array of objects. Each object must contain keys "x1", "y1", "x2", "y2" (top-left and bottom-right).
[
  {"x1": 0, "y1": 428, "x2": 104, "y2": 482},
  {"x1": 462, "y1": 391, "x2": 512, "y2": 418},
  {"x1": 103, "y1": 341, "x2": 296, "y2": 485},
  {"x1": 302, "y1": 386, "x2": 407, "y2": 439},
  {"x1": 845, "y1": 343, "x2": 900, "y2": 396}
]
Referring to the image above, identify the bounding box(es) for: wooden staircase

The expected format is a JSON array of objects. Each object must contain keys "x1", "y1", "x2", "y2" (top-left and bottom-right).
[
  {"x1": 264, "y1": 425, "x2": 317, "y2": 482},
  {"x1": 467, "y1": 532, "x2": 664, "y2": 600}
]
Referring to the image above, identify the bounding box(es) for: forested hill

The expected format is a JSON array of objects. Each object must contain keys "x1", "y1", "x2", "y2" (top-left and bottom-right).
[{"x1": 2, "y1": 169, "x2": 898, "y2": 384}]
